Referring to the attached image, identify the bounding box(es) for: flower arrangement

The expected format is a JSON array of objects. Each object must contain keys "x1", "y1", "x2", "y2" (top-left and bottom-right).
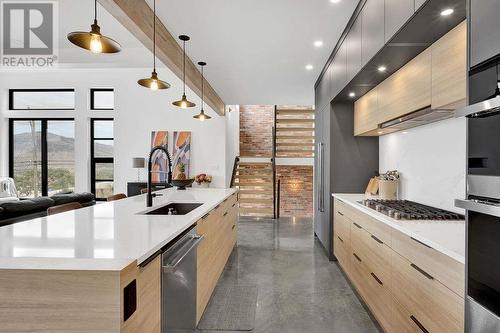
[{"x1": 195, "y1": 173, "x2": 212, "y2": 187}]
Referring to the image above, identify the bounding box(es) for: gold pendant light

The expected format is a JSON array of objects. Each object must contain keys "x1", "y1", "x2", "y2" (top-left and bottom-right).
[
  {"x1": 67, "y1": 0, "x2": 121, "y2": 53},
  {"x1": 138, "y1": 0, "x2": 170, "y2": 90},
  {"x1": 173, "y1": 35, "x2": 196, "y2": 108},
  {"x1": 193, "y1": 62, "x2": 212, "y2": 121}
]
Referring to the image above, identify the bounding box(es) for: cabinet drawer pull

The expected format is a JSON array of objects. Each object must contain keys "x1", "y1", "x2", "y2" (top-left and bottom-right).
[
  {"x1": 353, "y1": 253, "x2": 362, "y2": 262},
  {"x1": 232, "y1": 224, "x2": 236, "y2": 230},
  {"x1": 223, "y1": 212, "x2": 228, "y2": 217},
  {"x1": 337, "y1": 235, "x2": 344, "y2": 243},
  {"x1": 410, "y1": 263, "x2": 434, "y2": 280},
  {"x1": 411, "y1": 237, "x2": 432, "y2": 249},
  {"x1": 232, "y1": 202, "x2": 236, "y2": 207},
  {"x1": 370, "y1": 272, "x2": 383, "y2": 286},
  {"x1": 371, "y1": 235, "x2": 383, "y2": 244},
  {"x1": 201, "y1": 213, "x2": 210, "y2": 219},
  {"x1": 410, "y1": 315, "x2": 429, "y2": 333},
  {"x1": 338, "y1": 211, "x2": 344, "y2": 216},
  {"x1": 353, "y1": 222, "x2": 362, "y2": 229}
]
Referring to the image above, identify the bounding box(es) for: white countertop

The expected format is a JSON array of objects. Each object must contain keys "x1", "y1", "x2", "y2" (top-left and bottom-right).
[
  {"x1": 0, "y1": 188, "x2": 236, "y2": 271},
  {"x1": 332, "y1": 193, "x2": 465, "y2": 264}
]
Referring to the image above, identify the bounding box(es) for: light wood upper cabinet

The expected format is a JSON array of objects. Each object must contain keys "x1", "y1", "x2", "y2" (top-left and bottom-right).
[
  {"x1": 431, "y1": 21, "x2": 467, "y2": 110},
  {"x1": 354, "y1": 88, "x2": 379, "y2": 136},
  {"x1": 378, "y1": 48, "x2": 431, "y2": 124}
]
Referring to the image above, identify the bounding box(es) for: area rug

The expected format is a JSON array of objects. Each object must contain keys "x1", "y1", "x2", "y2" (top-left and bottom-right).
[{"x1": 197, "y1": 284, "x2": 258, "y2": 331}]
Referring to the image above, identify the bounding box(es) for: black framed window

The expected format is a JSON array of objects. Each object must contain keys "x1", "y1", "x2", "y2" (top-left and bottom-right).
[
  {"x1": 9, "y1": 119, "x2": 75, "y2": 197},
  {"x1": 90, "y1": 89, "x2": 114, "y2": 110},
  {"x1": 9, "y1": 89, "x2": 75, "y2": 110},
  {"x1": 91, "y1": 119, "x2": 114, "y2": 200}
]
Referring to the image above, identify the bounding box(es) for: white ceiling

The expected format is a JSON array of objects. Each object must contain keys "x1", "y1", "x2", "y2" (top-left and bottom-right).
[
  {"x1": 148, "y1": 0, "x2": 359, "y2": 105},
  {"x1": 57, "y1": 0, "x2": 358, "y2": 106}
]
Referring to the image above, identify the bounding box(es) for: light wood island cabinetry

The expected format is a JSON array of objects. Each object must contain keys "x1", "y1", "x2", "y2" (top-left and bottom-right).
[{"x1": 197, "y1": 192, "x2": 238, "y2": 323}]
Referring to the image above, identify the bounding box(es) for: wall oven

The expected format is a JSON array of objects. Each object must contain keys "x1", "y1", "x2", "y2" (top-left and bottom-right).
[{"x1": 456, "y1": 94, "x2": 500, "y2": 332}]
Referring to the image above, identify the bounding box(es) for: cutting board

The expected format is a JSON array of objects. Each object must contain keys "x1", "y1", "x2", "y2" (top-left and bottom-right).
[{"x1": 365, "y1": 177, "x2": 379, "y2": 195}]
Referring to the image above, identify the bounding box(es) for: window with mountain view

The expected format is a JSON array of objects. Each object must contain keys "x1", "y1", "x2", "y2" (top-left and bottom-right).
[
  {"x1": 91, "y1": 119, "x2": 114, "y2": 200},
  {"x1": 10, "y1": 119, "x2": 75, "y2": 197}
]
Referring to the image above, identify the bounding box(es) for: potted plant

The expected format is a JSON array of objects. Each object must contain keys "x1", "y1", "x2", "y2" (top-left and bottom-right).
[{"x1": 195, "y1": 174, "x2": 212, "y2": 188}]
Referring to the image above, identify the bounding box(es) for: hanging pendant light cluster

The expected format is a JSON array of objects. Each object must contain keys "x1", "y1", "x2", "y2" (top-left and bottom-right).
[
  {"x1": 138, "y1": 0, "x2": 170, "y2": 90},
  {"x1": 173, "y1": 35, "x2": 196, "y2": 109},
  {"x1": 68, "y1": 1, "x2": 211, "y2": 121},
  {"x1": 193, "y1": 62, "x2": 211, "y2": 121},
  {"x1": 67, "y1": 0, "x2": 121, "y2": 53}
]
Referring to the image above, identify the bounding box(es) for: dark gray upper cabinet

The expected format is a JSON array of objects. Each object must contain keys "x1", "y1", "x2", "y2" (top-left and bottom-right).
[
  {"x1": 361, "y1": 0, "x2": 385, "y2": 66},
  {"x1": 385, "y1": 0, "x2": 414, "y2": 43},
  {"x1": 316, "y1": 64, "x2": 332, "y2": 111},
  {"x1": 415, "y1": 0, "x2": 426, "y2": 11},
  {"x1": 346, "y1": 16, "x2": 362, "y2": 82},
  {"x1": 332, "y1": 40, "x2": 347, "y2": 97},
  {"x1": 470, "y1": 0, "x2": 500, "y2": 68}
]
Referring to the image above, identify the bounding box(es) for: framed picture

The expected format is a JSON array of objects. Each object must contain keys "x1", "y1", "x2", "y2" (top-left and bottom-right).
[
  {"x1": 172, "y1": 131, "x2": 191, "y2": 180},
  {"x1": 150, "y1": 131, "x2": 168, "y2": 182}
]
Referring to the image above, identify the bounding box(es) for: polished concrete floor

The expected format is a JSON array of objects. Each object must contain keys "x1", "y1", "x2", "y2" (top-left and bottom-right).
[{"x1": 198, "y1": 216, "x2": 380, "y2": 333}]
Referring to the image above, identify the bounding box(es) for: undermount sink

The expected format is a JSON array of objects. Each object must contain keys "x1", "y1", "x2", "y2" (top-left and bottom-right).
[{"x1": 142, "y1": 202, "x2": 203, "y2": 215}]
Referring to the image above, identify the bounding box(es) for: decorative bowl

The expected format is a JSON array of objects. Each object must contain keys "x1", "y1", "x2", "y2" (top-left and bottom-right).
[{"x1": 171, "y1": 178, "x2": 195, "y2": 190}]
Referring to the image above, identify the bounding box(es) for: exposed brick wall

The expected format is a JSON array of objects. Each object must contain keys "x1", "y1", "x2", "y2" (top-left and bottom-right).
[
  {"x1": 239, "y1": 105, "x2": 274, "y2": 157},
  {"x1": 276, "y1": 165, "x2": 313, "y2": 218}
]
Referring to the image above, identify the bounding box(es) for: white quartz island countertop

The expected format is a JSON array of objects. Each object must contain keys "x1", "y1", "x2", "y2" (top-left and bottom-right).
[
  {"x1": 0, "y1": 187, "x2": 237, "y2": 271},
  {"x1": 332, "y1": 194, "x2": 466, "y2": 264}
]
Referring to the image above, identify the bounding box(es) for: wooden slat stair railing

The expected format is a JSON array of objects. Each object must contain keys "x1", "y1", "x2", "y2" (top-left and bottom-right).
[
  {"x1": 232, "y1": 160, "x2": 274, "y2": 218},
  {"x1": 275, "y1": 107, "x2": 315, "y2": 158}
]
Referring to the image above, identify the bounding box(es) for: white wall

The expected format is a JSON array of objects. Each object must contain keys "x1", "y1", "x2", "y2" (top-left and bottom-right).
[
  {"x1": 0, "y1": 67, "x2": 227, "y2": 195},
  {"x1": 379, "y1": 117, "x2": 466, "y2": 213},
  {"x1": 225, "y1": 105, "x2": 239, "y2": 187}
]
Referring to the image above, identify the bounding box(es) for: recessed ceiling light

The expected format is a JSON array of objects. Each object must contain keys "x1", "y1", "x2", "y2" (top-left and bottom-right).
[
  {"x1": 440, "y1": 8, "x2": 454, "y2": 16},
  {"x1": 305, "y1": 64, "x2": 314, "y2": 70},
  {"x1": 314, "y1": 40, "x2": 324, "y2": 48},
  {"x1": 402, "y1": 131, "x2": 408, "y2": 134},
  {"x1": 378, "y1": 131, "x2": 383, "y2": 135},
  {"x1": 330, "y1": 0, "x2": 341, "y2": 3},
  {"x1": 378, "y1": 65, "x2": 387, "y2": 72},
  {"x1": 348, "y1": 92, "x2": 356, "y2": 98}
]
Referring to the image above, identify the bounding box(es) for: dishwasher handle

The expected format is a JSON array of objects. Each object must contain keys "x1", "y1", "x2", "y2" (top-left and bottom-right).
[{"x1": 162, "y1": 234, "x2": 204, "y2": 272}]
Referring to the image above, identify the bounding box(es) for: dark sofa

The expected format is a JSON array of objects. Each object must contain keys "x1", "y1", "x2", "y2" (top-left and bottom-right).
[{"x1": 0, "y1": 192, "x2": 95, "y2": 227}]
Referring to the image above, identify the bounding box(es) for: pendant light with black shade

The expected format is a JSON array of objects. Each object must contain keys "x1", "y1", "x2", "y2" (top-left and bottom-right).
[
  {"x1": 193, "y1": 62, "x2": 211, "y2": 121},
  {"x1": 173, "y1": 35, "x2": 196, "y2": 108},
  {"x1": 138, "y1": 0, "x2": 170, "y2": 90},
  {"x1": 67, "y1": 0, "x2": 121, "y2": 53}
]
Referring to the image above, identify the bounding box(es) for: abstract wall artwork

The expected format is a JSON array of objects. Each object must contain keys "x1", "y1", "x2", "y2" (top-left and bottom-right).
[
  {"x1": 150, "y1": 131, "x2": 168, "y2": 182},
  {"x1": 172, "y1": 131, "x2": 191, "y2": 180}
]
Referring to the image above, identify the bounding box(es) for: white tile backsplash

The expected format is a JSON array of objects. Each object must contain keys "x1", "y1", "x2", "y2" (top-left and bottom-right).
[{"x1": 379, "y1": 117, "x2": 467, "y2": 213}]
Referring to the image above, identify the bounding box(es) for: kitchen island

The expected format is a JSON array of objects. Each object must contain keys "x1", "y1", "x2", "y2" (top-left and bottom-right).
[{"x1": 0, "y1": 187, "x2": 238, "y2": 332}]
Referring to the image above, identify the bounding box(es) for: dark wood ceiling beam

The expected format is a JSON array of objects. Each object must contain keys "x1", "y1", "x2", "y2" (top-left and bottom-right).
[{"x1": 98, "y1": 0, "x2": 225, "y2": 115}]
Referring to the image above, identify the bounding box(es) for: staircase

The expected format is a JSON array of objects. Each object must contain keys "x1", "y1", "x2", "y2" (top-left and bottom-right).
[
  {"x1": 233, "y1": 161, "x2": 274, "y2": 218},
  {"x1": 275, "y1": 107, "x2": 315, "y2": 158}
]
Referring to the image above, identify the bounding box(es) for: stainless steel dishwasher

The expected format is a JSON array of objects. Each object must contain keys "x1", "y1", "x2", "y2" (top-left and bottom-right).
[{"x1": 161, "y1": 226, "x2": 203, "y2": 333}]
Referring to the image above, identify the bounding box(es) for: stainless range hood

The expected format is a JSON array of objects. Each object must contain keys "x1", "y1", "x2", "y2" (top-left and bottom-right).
[
  {"x1": 455, "y1": 95, "x2": 500, "y2": 118},
  {"x1": 379, "y1": 106, "x2": 455, "y2": 132}
]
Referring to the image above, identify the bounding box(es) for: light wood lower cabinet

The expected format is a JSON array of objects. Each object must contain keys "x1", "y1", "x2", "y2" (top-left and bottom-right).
[
  {"x1": 0, "y1": 257, "x2": 161, "y2": 333},
  {"x1": 197, "y1": 193, "x2": 238, "y2": 323},
  {"x1": 333, "y1": 198, "x2": 464, "y2": 333}
]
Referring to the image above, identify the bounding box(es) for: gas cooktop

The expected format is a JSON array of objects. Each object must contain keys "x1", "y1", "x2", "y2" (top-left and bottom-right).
[{"x1": 361, "y1": 199, "x2": 464, "y2": 221}]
